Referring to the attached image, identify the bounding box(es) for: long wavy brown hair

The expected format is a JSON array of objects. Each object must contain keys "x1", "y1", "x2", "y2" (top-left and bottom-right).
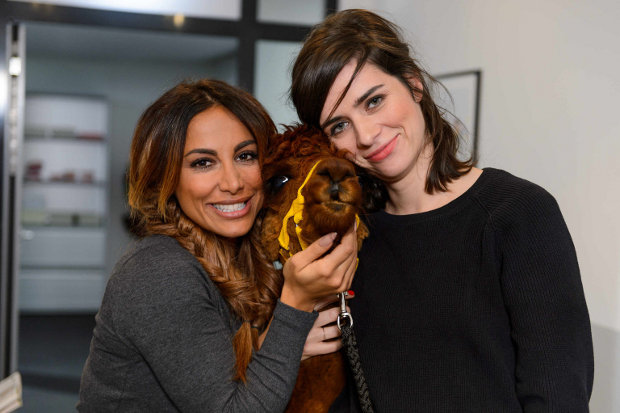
[
  {"x1": 291, "y1": 9, "x2": 474, "y2": 199},
  {"x1": 127, "y1": 79, "x2": 280, "y2": 382}
]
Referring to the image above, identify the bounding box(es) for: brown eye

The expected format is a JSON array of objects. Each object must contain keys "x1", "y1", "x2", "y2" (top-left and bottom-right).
[
  {"x1": 237, "y1": 151, "x2": 258, "y2": 162},
  {"x1": 190, "y1": 158, "x2": 213, "y2": 169}
]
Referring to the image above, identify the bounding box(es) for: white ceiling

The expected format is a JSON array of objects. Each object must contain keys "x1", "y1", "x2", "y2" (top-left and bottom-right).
[
  {"x1": 25, "y1": 22, "x2": 238, "y2": 62},
  {"x1": 11, "y1": 0, "x2": 242, "y2": 20}
]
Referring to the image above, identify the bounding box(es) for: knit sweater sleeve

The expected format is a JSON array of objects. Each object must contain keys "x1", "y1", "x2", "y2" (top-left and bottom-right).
[
  {"x1": 104, "y1": 236, "x2": 316, "y2": 412},
  {"x1": 489, "y1": 181, "x2": 593, "y2": 412}
]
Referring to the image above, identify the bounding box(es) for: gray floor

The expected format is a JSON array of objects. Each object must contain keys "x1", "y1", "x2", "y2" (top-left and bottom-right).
[{"x1": 18, "y1": 314, "x2": 95, "y2": 412}]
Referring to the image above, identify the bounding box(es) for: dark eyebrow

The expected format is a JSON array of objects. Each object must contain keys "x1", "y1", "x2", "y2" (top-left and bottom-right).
[
  {"x1": 320, "y1": 84, "x2": 384, "y2": 130},
  {"x1": 235, "y1": 140, "x2": 256, "y2": 152},
  {"x1": 184, "y1": 148, "x2": 216, "y2": 157},
  {"x1": 354, "y1": 84, "x2": 384, "y2": 107},
  {"x1": 184, "y1": 139, "x2": 256, "y2": 157},
  {"x1": 321, "y1": 116, "x2": 345, "y2": 131}
]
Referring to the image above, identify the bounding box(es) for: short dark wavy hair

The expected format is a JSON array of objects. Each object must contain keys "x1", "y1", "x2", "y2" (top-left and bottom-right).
[{"x1": 291, "y1": 9, "x2": 473, "y2": 196}]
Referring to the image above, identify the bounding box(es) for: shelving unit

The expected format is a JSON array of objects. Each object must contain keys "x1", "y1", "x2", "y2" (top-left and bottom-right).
[{"x1": 19, "y1": 94, "x2": 109, "y2": 313}]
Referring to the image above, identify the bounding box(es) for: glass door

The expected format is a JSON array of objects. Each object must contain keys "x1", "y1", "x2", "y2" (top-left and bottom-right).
[
  {"x1": 9, "y1": 21, "x2": 239, "y2": 412},
  {"x1": 1, "y1": 1, "x2": 331, "y2": 411},
  {"x1": 1, "y1": 21, "x2": 26, "y2": 382}
]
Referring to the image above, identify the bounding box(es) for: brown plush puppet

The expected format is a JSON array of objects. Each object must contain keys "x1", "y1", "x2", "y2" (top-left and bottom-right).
[{"x1": 261, "y1": 124, "x2": 369, "y2": 412}]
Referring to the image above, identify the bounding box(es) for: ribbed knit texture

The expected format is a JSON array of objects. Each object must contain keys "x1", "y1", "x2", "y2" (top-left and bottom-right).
[
  {"x1": 78, "y1": 235, "x2": 317, "y2": 412},
  {"x1": 348, "y1": 168, "x2": 593, "y2": 412}
]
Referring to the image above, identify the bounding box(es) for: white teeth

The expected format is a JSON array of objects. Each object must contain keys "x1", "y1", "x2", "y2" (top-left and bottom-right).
[{"x1": 213, "y1": 202, "x2": 246, "y2": 212}]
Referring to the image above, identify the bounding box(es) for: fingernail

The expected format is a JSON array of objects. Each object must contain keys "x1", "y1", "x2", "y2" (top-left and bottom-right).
[
  {"x1": 347, "y1": 290, "x2": 355, "y2": 297},
  {"x1": 319, "y1": 232, "x2": 337, "y2": 247}
]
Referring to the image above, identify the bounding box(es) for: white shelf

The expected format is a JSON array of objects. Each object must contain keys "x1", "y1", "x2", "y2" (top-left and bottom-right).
[
  {"x1": 19, "y1": 269, "x2": 106, "y2": 313},
  {"x1": 20, "y1": 227, "x2": 106, "y2": 268},
  {"x1": 19, "y1": 93, "x2": 109, "y2": 312}
]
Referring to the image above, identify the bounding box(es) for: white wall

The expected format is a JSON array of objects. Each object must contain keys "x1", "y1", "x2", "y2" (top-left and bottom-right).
[{"x1": 341, "y1": 0, "x2": 620, "y2": 410}]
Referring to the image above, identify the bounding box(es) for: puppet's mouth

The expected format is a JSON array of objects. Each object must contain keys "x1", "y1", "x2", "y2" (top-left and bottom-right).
[{"x1": 324, "y1": 201, "x2": 351, "y2": 212}]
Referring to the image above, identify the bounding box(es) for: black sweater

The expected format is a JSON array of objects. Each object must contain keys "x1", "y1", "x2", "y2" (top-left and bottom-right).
[{"x1": 349, "y1": 168, "x2": 593, "y2": 412}]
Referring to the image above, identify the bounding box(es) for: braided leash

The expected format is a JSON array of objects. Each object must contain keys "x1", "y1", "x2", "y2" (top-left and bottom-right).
[
  {"x1": 338, "y1": 293, "x2": 375, "y2": 413},
  {"x1": 274, "y1": 162, "x2": 373, "y2": 411}
]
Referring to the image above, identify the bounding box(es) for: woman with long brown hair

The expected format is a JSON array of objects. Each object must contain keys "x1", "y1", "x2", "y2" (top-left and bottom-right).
[
  {"x1": 78, "y1": 79, "x2": 357, "y2": 411},
  {"x1": 290, "y1": 9, "x2": 593, "y2": 412}
]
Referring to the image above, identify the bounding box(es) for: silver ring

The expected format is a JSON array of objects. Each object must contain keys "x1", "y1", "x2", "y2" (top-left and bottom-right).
[{"x1": 322, "y1": 326, "x2": 326, "y2": 341}]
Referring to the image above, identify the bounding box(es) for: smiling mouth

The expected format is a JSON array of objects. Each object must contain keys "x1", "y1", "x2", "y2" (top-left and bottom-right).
[
  {"x1": 212, "y1": 202, "x2": 247, "y2": 213},
  {"x1": 209, "y1": 198, "x2": 253, "y2": 218},
  {"x1": 365, "y1": 135, "x2": 398, "y2": 162}
]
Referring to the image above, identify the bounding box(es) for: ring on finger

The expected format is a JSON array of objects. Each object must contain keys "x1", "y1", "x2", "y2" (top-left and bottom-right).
[{"x1": 322, "y1": 326, "x2": 326, "y2": 341}]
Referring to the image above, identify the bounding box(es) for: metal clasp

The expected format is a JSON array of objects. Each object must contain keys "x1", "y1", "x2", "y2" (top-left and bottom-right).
[{"x1": 336, "y1": 291, "x2": 353, "y2": 330}]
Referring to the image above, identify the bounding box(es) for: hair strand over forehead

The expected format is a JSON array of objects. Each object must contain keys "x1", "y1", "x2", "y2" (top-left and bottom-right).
[{"x1": 291, "y1": 9, "x2": 473, "y2": 198}]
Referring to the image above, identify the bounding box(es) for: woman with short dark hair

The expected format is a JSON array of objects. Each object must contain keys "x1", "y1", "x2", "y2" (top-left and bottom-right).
[{"x1": 291, "y1": 9, "x2": 593, "y2": 412}]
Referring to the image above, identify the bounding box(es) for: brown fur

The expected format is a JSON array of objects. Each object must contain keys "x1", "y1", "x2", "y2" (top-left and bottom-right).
[{"x1": 261, "y1": 124, "x2": 368, "y2": 412}]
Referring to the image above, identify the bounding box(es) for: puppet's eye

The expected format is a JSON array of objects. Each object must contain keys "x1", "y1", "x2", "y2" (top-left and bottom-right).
[
  {"x1": 272, "y1": 176, "x2": 289, "y2": 189},
  {"x1": 266, "y1": 175, "x2": 290, "y2": 194}
]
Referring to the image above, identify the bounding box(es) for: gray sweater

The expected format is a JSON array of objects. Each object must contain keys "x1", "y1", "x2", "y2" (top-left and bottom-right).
[{"x1": 78, "y1": 235, "x2": 317, "y2": 412}]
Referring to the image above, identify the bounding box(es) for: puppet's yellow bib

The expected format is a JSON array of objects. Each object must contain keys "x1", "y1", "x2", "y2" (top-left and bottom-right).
[{"x1": 278, "y1": 160, "x2": 322, "y2": 256}]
